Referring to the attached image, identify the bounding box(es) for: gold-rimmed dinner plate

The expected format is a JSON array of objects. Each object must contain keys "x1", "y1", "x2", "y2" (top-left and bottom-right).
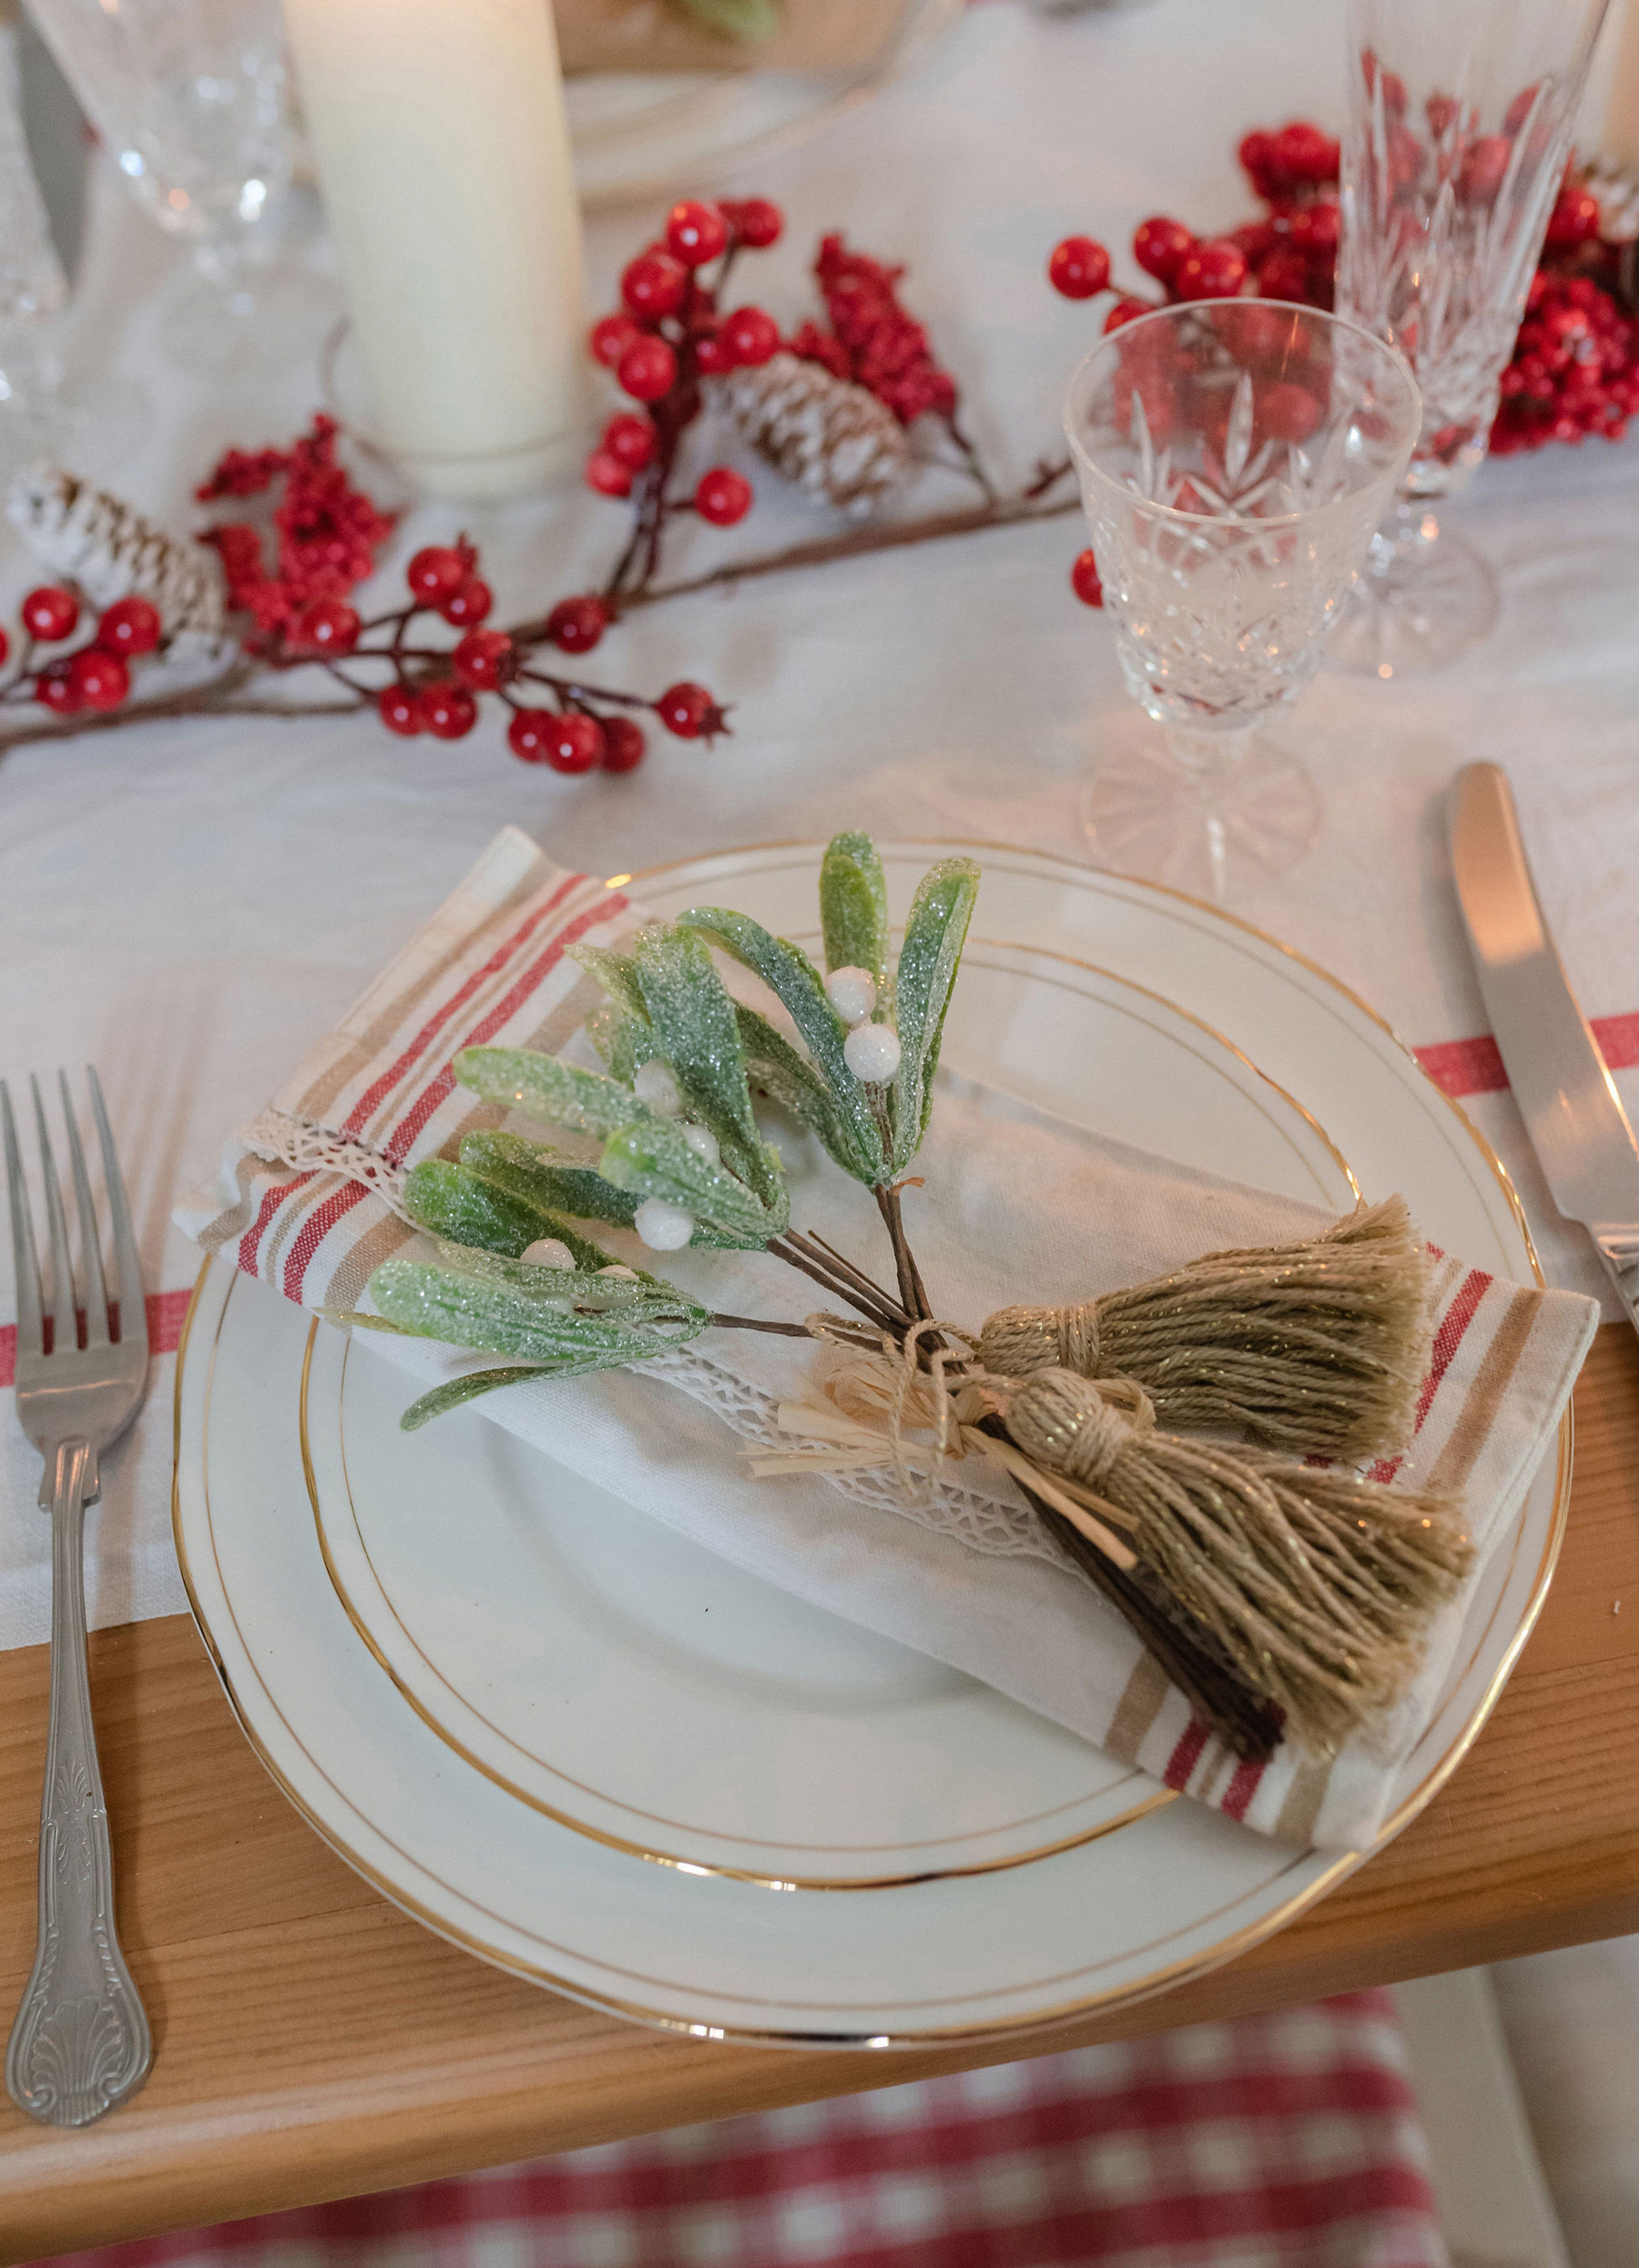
[
  {"x1": 299, "y1": 940, "x2": 1350, "y2": 1891},
  {"x1": 172, "y1": 844, "x2": 1568, "y2": 2045}
]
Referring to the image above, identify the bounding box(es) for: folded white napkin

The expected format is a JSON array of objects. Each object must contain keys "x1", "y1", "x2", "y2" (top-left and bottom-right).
[{"x1": 176, "y1": 827, "x2": 1597, "y2": 1850}]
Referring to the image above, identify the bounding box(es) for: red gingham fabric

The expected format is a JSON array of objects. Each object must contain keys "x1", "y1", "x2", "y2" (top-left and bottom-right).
[{"x1": 34, "y1": 1993, "x2": 1449, "y2": 2268}]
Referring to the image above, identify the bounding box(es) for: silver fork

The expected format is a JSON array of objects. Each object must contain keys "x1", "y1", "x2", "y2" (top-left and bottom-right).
[{"x1": 2, "y1": 1070, "x2": 151, "y2": 2128}]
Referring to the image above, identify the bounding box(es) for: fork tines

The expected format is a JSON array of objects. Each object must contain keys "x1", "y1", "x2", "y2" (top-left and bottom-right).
[{"x1": 2, "y1": 1069, "x2": 147, "y2": 1361}]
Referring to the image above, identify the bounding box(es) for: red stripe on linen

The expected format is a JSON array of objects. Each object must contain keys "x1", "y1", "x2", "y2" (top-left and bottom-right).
[
  {"x1": 341, "y1": 869, "x2": 587, "y2": 1138},
  {"x1": 238, "y1": 1173, "x2": 314, "y2": 1278},
  {"x1": 1367, "y1": 1264, "x2": 1491, "y2": 1484},
  {"x1": 0, "y1": 1287, "x2": 193, "y2": 1388},
  {"x1": 1163, "y1": 1715, "x2": 1211, "y2": 1790},
  {"x1": 1220, "y1": 1749, "x2": 1269, "y2": 1822},
  {"x1": 383, "y1": 893, "x2": 629, "y2": 1165},
  {"x1": 280, "y1": 1176, "x2": 372, "y2": 1304},
  {"x1": 1416, "y1": 1009, "x2": 1639, "y2": 1098}
]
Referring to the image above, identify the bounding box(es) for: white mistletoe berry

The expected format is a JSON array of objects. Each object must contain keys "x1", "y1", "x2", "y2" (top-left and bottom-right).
[
  {"x1": 634, "y1": 1197, "x2": 695, "y2": 1250},
  {"x1": 681, "y1": 1120, "x2": 720, "y2": 1166},
  {"x1": 843, "y1": 1022, "x2": 901, "y2": 1083},
  {"x1": 519, "y1": 1236, "x2": 575, "y2": 1271},
  {"x1": 596, "y1": 1263, "x2": 638, "y2": 1279},
  {"x1": 634, "y1": 1059, "x2": 683, "y2": 1115},
  {"x1": 825, "y1": 965, "x2": 878, "y2": 1027}
]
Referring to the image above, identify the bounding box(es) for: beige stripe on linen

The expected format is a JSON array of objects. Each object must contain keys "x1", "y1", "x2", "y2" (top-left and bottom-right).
[{"x1": 296, "y1": 865, "x2": 555, "y2": 1127}]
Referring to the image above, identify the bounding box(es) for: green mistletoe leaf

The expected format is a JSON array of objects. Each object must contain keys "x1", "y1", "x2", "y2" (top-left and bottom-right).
[
  {"x1": 820, "y1": 831, "x2": 890, "y2": 986},
  {"x1": 889, "y1": 856, "x2": 979, "y2": 1175}
]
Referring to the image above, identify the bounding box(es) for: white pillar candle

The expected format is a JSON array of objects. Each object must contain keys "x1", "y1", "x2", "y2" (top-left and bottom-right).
[{"x1": 283, "y1": 0, "x2": 586, "y2": 501}]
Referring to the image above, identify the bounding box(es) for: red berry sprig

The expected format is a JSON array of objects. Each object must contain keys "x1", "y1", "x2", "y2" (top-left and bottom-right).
[
  {"x1": 230, "y1": 533, "x2": 730, "y2": 774},
  {"x1": 582, "y1": 195, "x2": 783, "y2": 599},
  {"x1": 0, "y1": 585, "x2": 177, "y2": 720}
]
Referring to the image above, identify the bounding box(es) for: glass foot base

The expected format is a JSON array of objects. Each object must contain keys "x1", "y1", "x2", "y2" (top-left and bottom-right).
[
  {"x1": 1080, "y1": 722, "x2": 1323, "y2": 904},
  {"x1": 1328, "y1": 523, "x2": 1501, "y2": 677}
]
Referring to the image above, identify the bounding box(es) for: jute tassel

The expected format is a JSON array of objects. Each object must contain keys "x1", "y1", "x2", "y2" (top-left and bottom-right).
[
  {"x1": 978, "y1": 1197, "x2": 1434, "y2": 1462},
  {"x1": 1001, "y1": 1367, "x2": 1471, "y2": 1753}
]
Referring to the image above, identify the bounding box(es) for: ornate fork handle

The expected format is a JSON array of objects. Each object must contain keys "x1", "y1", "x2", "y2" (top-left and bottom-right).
[{"x1": 5, "y1": 1439, "x2": 151, "y2": 2127}]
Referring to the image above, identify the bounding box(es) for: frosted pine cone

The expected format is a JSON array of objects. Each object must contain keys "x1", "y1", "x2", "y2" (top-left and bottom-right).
[
  {"x1": 5, "y1": 463, "x2": 235, "y2": 673},
  {"x1": 719, "y1": 351, "x2": 909, "y2": 517}
]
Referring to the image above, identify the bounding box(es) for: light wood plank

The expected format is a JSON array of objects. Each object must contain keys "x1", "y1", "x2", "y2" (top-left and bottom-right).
[{"x1": 1, "y1": 1326, "x2": 1635, "y2": 2262}]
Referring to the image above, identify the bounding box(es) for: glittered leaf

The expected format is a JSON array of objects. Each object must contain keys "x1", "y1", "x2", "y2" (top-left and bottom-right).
[
  {"x1": 820, "y1": 831, "x2": 890, "y2": 985},
  {"x1": 677, "y1": 907, "x2": 885, "y2": 1183},
  {"x1": 455, "y1": 1047, "x2": 646, "y2": 1141},
  {"x1": 405, "y1": 1157, "x2": 616, "y2": 1272},
  {"x1": 633, "y1": 924, "x2": 758, "y2": 1149},
  {"x1": 736, "y1": 1002, "x2": 834, "y2": 1127},
  {"x1": 598, "y1": 1114, "x2": 786, "y2": 1245},
  {"x1": 462, "y1": 1129, "x2": 641, "y2": 1231},
  {"x1": 458, "y1": 1129, "x2": 740, "y2": 1251},
  {"x1": 568, "y1": 942, "x2": 649, "y2": 1023},
  {"x1": 889, "y1": 857, "x2": 979, "y2": 1175},
  {"x1": 369, "y1": 1244, "x2": 707, "y2": 1369},
  {"x1": 400, "y1": 1367, "x2": 553, "y2": 1431}
]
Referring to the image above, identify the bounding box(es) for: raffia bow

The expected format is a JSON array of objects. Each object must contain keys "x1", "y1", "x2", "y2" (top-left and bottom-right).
[{"x1": 753, "y1": 1322, "x2": 1471, "y2": 1754}]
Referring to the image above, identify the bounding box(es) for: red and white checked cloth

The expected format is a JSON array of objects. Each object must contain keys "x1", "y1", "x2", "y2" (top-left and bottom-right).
[
  {"x1": 174, "y1": 827, "x2": 1597, "y2": 1851},
  {"x1": 32, "y1": 1993, "x2": 1450, "y2": 2268}
]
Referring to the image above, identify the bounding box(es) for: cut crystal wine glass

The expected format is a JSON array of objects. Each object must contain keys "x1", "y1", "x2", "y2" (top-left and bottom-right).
[
  {"x1": 1065, "y1": 300, "x2": 1419, "y2": 903},
  {"x1": 1329, "y1": 0, "x2": 1612, "y2": 675},
  {"x1": 23, "y1": 0, "x2": 323, "y2": 377}
]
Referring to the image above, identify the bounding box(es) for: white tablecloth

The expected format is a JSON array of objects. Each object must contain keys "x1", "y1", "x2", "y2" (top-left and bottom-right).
[{"x1": 2, "y1": 0, "x2": 1635, "y2": 1649}]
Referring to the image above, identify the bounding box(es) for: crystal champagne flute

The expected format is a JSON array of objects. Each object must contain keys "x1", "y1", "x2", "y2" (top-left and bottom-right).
[
  {"x1": 1329, "y1": 0, "x2": 1612, "y2": 675},
  {"x1": 1065, "y1": 300, "x2": 1419, "y2": 903},
  {"x1": 23, "y1": 0, "x2": 324, "y2": 378}
]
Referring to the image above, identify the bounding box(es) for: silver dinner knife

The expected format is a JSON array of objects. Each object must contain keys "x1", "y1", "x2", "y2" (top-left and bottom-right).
[{"x1": 1449, "y1": 761, "x2": 1639, "y2": 1337}]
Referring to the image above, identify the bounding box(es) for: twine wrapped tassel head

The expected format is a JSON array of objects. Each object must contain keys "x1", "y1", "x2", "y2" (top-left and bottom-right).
[
  {"x1": 999, "y1": 1365, "x2": 1471, "y2": 1754},
  {"x1": 979, "y1": 1196, "x2": 1434, "y2": 1463}
]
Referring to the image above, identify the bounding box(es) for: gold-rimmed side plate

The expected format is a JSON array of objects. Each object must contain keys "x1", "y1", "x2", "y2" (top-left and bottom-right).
[{"x1": 171, "y1": 843, "x2": 1570, "y2": 2045}]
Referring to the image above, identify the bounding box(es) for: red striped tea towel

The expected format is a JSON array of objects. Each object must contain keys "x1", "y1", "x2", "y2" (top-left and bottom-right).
[{"x1": 175, "y1": 827, "x2": 1597, "y2": 1851}]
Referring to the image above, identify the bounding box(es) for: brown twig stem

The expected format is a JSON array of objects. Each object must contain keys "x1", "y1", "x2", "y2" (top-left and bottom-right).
[
  {"x1": 708, "y1": 1312, "x2": 819, "y2": 1338},
  {"x1": 620, "y1": 493, "x2": 1081, "y2": 612}
]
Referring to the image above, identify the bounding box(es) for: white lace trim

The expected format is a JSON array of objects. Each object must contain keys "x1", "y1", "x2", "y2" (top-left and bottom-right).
[
  {"x1": 240, "y1": 1108, "x2": 412, "y2": 1216},
  {"x1": 636, "y1": 1345, "x2": 1084, "y2": 1580}
]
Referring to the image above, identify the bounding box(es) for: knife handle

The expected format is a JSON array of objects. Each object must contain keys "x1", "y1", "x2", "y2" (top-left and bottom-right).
[{"x1": 1593, "y1": 1228, "x2": 1639, "y2": 1335}]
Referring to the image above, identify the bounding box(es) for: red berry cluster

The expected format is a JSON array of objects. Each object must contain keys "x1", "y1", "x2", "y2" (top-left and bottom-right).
[
  {"x1": 786, "y1": 236, "x2": 961, "y2": 428},
  {"x1": 1493, "y1": 270, "x2": 1639, "y2": 453},
  {"x1": 585, "y1": 196, "x2": 781, "y2": 554},
  {"x1": 271, "y1": 536, "x2": 728, "y2": 772},
  {"x1": 198, "y1": 414, "x2": 397, "y2": 636},
  {"x1": 1047, "y1": 115, "x2": 1639, "y2": 505},
  {"x1": 0, "y1": 585, "x2": 163, "y2": 718}
]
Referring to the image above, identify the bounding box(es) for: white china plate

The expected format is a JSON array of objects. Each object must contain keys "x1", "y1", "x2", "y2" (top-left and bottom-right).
[
  {"x1": 565, "y1": 0, "x2": 962, "y2": 209},
  {"x1": 301, "y1": 941, "x2": 1349, "y2": 1889},
  {"x1": 173, "y1": 844, "x2": 1568, "y2": 2045}
]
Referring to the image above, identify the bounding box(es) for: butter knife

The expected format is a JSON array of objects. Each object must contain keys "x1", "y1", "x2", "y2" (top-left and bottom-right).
[{"x1": 1449, "y1": 761, "x2": 1639, "y2": 1335}]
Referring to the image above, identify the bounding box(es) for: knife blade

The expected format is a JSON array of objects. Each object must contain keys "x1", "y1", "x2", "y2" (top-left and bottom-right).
[{"x1": 1449, "y1": 760, "x2": 1639, "y2": 1334}]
